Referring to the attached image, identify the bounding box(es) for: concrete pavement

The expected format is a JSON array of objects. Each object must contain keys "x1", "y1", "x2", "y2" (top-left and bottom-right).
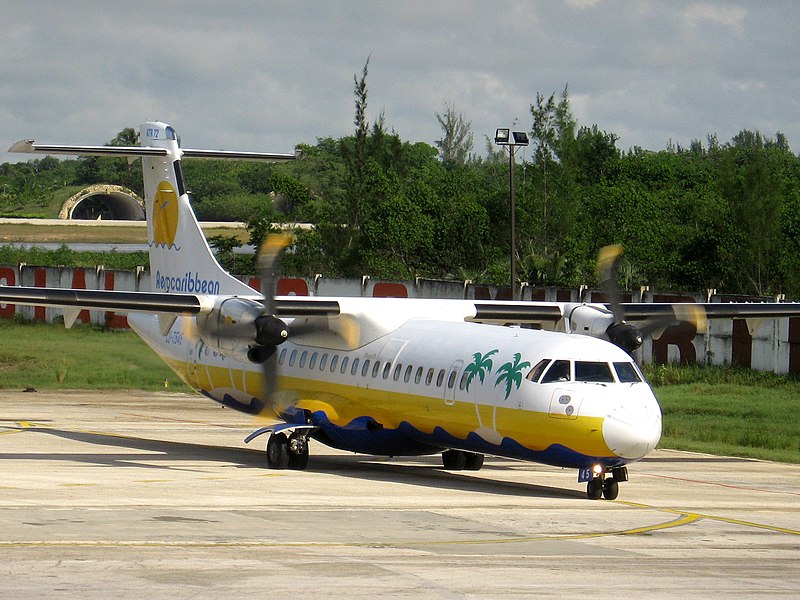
[{"x1": 1, "y1": 390, "x2": 798, "y2": 598}]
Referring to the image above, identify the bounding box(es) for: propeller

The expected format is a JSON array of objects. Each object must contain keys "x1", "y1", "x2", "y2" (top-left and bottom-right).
[
  {"x1": 596, "y1": 245, "x2": 707, "y2": 355},
  {"x1": 255, "y1": 233, "x2": 294, "y2": 413},
  {"x1": 597, "y1": 245, "x2": 644, "y2": 354}
]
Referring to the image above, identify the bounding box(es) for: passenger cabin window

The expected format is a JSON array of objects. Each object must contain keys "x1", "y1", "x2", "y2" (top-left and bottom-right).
[
  {"x1": 447, "y1": 371, "x2": 457, "y2": 389},
  {"x1": 289, "y1": 350, "x2": 297, "y2": 367},
  {"x1": 279, "y1": 348, "x2": 287, "y2": 365},
  {"x1": 425, "y1": 368, "x2": 434, "y2": 385},
  {"x1": 526, "y1": 358, "x2": 551, "y2": 383},
  {"x1": 299, "y1": 351, "x2": 308, "y2": 368},
  {"x1": 319, "y1": 354, "x2": 328, "y2": 371},
  {"x1": 362, "y1": 360, "x2": 371, "y2": 377},
  {"x1": 350, "y1": 358, "x2": 360, "y2": 376},
  {"x1": 459, "y1": 372, "x2": 469, "y2": 390},
  {"x1": 339, "y1": 356, "x2": 347, "y2": 374},
  {"x1": 414, "y1": 367, "x2": 423, "y2": 384},
  {"x1": 575, "y1": 361, "x2": 614, "y2": 383},
  {"x1": 541, "y1": 360, "x2": 570, "y2": 383},
  {"x1": 614, "y1": 362, "x2": 642, "y2": 383},
  {"x1": 404, "y1": 365, "x2": 413, "y2": 383},
  {"x1": 330, "y1": 355, "x2": 338, "y2": 372},
  {"x1": 309, "y1": 352, "x2": 318, "y2": 370},
  {"x1": 393, "y1": 364, "x2": 402, "y2": 381},
  {"x1": 372, "y1": 361, "x2": 381, "y2": 378}
]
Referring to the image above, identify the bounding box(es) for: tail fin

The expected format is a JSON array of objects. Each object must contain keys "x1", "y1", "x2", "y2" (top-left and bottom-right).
[
  {"x1": 10, "y1": 121, "x2": 297, "y2": 297},
  {"x1": 138, "y1": 122, "x2": 255, "y2": 296}
]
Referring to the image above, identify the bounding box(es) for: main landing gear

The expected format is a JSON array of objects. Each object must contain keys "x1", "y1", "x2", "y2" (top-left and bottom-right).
[
  {"x1": 265, "y1": 431, "x2": 310, "y2": 470},
  {"x1": 441, "y1": 449, "x2": 484, "y2": 471},
  {"x1": 586, "y1": 466, "x2": 627, "y2": 500}
]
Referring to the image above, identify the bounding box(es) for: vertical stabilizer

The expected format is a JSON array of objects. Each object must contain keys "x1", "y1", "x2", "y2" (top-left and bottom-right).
[
  {"x1": 139, "y1": 122, "x2": 256, "y2": 296},
  {"x1": 9, "y1": 121, "x2": 297, "y2": 297}
]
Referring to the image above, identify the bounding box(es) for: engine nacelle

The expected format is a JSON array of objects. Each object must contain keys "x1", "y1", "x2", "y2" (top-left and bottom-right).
[
  {"x1": 196, "y1": 297, "x2": 288, "y2": 364},
  {"x1": 567, "y1": 304, "x2": 616, "y2": 339},
  {"x1": 567, "y1": 304, "x2": 643, "y2": 353}
]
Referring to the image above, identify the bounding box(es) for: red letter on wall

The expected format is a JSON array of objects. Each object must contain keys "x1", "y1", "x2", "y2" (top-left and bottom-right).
[
  {"x1": 103, "y1": 272, "x2": 129, "y2": 329},
  {"x1": 372, "y1": 283, "x2": 409, "y2": 298},
  {"x1": 70, "y1": 269, "x2": 92, "y2": 325},
  {"x1": 0, "y1": 267, "x2": 15, "y2": 318}
]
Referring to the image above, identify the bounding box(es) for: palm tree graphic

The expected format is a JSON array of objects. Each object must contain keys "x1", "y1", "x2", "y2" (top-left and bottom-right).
[
  {"x1": 464, "y1": 349, "x2": 498, "y2": 391},
  {"x1": 495, "y1": 353, "x2": 531, "y2": 400}
]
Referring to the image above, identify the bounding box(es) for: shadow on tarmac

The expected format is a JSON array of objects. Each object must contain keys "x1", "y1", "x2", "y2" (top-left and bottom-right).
[{"x1": 2, "y1": 426, "x2": 583, "y2": 499}]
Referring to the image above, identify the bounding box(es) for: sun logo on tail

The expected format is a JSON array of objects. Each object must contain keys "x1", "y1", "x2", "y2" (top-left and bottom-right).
[{"x1": 152, "y1": 180, "x2": 180, "y2": 249}]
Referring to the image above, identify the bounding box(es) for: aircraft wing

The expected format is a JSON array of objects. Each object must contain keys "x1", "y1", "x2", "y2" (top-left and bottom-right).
[
  {"x1": 0, "y1": 285, "x2": 214, "y2": 332},
  {"x1": 468, "y1": 301, "x2": 564, "y2": 323},
  {"x1": 0, "y1": 286, "x2": 209, "y2": 313},
  {"x1": 620, "y1": 302, "x2": 800, "y2": 321}
]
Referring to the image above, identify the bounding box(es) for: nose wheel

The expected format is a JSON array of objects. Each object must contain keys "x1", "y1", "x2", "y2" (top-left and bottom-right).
[{"x1": 586, "y1": 466, "x2": 626, "y2": 500}]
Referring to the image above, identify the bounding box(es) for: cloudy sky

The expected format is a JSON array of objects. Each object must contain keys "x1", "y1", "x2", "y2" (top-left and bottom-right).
[{"x1": 2, "y1": 1, "x2": 798, "y2": 164}]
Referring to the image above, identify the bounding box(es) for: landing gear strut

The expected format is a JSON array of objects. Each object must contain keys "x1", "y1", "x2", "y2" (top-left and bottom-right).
[
  {"x1": 586, "y1": 466, "x2": 627, "y2": 500},
  {"x1": 266, "y1": 432, "x2": 309, "y2": 470},
  {"x1": 441, "y1": 449, "x2": 484, "y2": 471}
]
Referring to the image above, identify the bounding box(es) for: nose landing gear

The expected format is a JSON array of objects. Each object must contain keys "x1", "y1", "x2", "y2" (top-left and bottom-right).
[{"x1": 586, "y1": 466, "x2": 627, "y2": 500}]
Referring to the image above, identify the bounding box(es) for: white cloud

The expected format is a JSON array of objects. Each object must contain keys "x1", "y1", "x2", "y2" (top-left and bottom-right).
[
  {"x1": 1, "y1": 1, "x2": 799, "y2": 163},
  {"x1": 684, "y1": 2, "x2": 747, "y2": 30}
]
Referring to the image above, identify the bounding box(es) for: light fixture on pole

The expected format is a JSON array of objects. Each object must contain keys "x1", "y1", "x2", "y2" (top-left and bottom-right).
[{"x1": 494, "y1": 128, "x2": 529, "y2": 296}]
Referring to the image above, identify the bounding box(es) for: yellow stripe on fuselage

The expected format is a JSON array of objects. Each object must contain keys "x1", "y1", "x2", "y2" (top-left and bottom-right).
[{"x1": 162, "y1": 357, "x2": 612, "y2": 457}]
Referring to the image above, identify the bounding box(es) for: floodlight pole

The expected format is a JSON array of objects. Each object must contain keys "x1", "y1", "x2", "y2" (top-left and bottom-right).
[
  {"x1": 509, "y1": 143, "x2": 517, "y2": 295},
  {"x1": 495, "y1": 129, "x2": 528, "y2": 298}
]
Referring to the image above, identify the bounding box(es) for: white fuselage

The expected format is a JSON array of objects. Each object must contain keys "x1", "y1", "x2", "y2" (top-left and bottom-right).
[{"x1": 129, "y1": 302, "x2": 662, "y2": 470}]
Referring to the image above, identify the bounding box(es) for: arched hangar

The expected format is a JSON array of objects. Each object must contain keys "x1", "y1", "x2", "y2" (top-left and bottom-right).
[{"x1": 59, "y1": 184, "x2": 145, "y2": 220}]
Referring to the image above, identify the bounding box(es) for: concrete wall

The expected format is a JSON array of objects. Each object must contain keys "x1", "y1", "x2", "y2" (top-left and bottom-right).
[{"x1": 2, "y1": 265, "x2": 799, "y2": 374}]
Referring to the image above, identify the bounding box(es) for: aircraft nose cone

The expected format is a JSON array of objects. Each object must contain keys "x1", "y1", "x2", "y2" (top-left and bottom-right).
[{"x1": 603, "y1": 398, "x2": 662, "y2": 460}]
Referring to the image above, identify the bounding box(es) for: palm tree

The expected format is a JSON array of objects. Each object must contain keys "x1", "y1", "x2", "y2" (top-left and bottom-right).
[
  {"x1": 495, "y1": 353, "x2": 531, "y2": 400},
  {"x1": 464, "y1": 349, "x2": 498, "y2": 391}
]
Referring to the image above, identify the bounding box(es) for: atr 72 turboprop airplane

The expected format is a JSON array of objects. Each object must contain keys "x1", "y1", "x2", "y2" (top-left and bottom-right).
[{"x1": 4, "y1": 122, "x2": 800, "y2": 500}]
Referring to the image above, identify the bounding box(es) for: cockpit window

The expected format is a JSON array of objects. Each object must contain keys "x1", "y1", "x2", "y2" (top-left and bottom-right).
[
  {"x1": 575, "y1": 361, "x2": 614, "y2": 383},
  {"x1": 614, "y1": 361, "x2": 642, "y2": 383},
  {"x1": 541, "y1": 360, "x2": 571, "y2": 383},
  {"x1": 165, "y1": 126, "x2": 177, "y2": 140},
  {"x1": 526, "y1": 358, "x2": 551, "y2": 382}
]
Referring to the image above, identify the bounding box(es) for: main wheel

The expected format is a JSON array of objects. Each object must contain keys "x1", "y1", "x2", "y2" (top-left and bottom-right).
[
  {"x1": 587, "y1": 478, "x2": 603, "y2": 500},
  {"x1": 602, "y1": 479, "x2": 619, "y2": 500},
  {"x1": 287, "y1": 437, "x2": 310, "y2": 470},
  {"x1": 464, "y1": 453, "x2": 484, "y2": 471},
  {"x1": 442, "y1": 449, "x2": 467, "y2": 470},
  {"x1": 266, "y1": 434, "x2": 290, "y2": 469}
]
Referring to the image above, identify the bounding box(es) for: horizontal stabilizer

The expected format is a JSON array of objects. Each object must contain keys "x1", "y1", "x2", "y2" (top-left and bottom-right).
[
  {"x1": 9, "y1": 141, "x2": 297, "y2": 162},
  {"x1": 8, "y1": 141, "x2": 167, "y2": 157},
  {"x1": 181, "y1": 148, "x2": 298, "y2": 161}
]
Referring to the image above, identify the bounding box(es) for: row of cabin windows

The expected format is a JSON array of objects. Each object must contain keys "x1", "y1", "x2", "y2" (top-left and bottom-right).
[
  {"x1": 278, "y1": 348, "x2": 470, "y2": 390},
  {"x1": 277, "y1": 348, "x2": 643, "y2": 389}
]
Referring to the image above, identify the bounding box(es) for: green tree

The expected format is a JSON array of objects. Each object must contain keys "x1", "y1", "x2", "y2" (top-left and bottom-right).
[
  {"x1": 435, "y1": 101, "x2": 474, "y2": 166},
  {"x1": 719, "y1": 131, "x2": 782, "y2": 295}
]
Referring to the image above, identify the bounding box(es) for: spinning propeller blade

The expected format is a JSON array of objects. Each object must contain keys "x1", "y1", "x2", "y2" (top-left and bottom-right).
[
  {"x1": 596, "y1": 245, "x2": 707, "y2": 355},
  {"x1": 256, "y1": 234, "x2": 293, "y2": 414}
]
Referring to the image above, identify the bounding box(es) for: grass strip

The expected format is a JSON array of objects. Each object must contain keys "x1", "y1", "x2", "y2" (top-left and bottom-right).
[
  {"x1": 0, "y1": 320, "x2": 797, "y2": 463},
  {"x1": 0, "y1": 319, "x2": 188, "y2": 391}
]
